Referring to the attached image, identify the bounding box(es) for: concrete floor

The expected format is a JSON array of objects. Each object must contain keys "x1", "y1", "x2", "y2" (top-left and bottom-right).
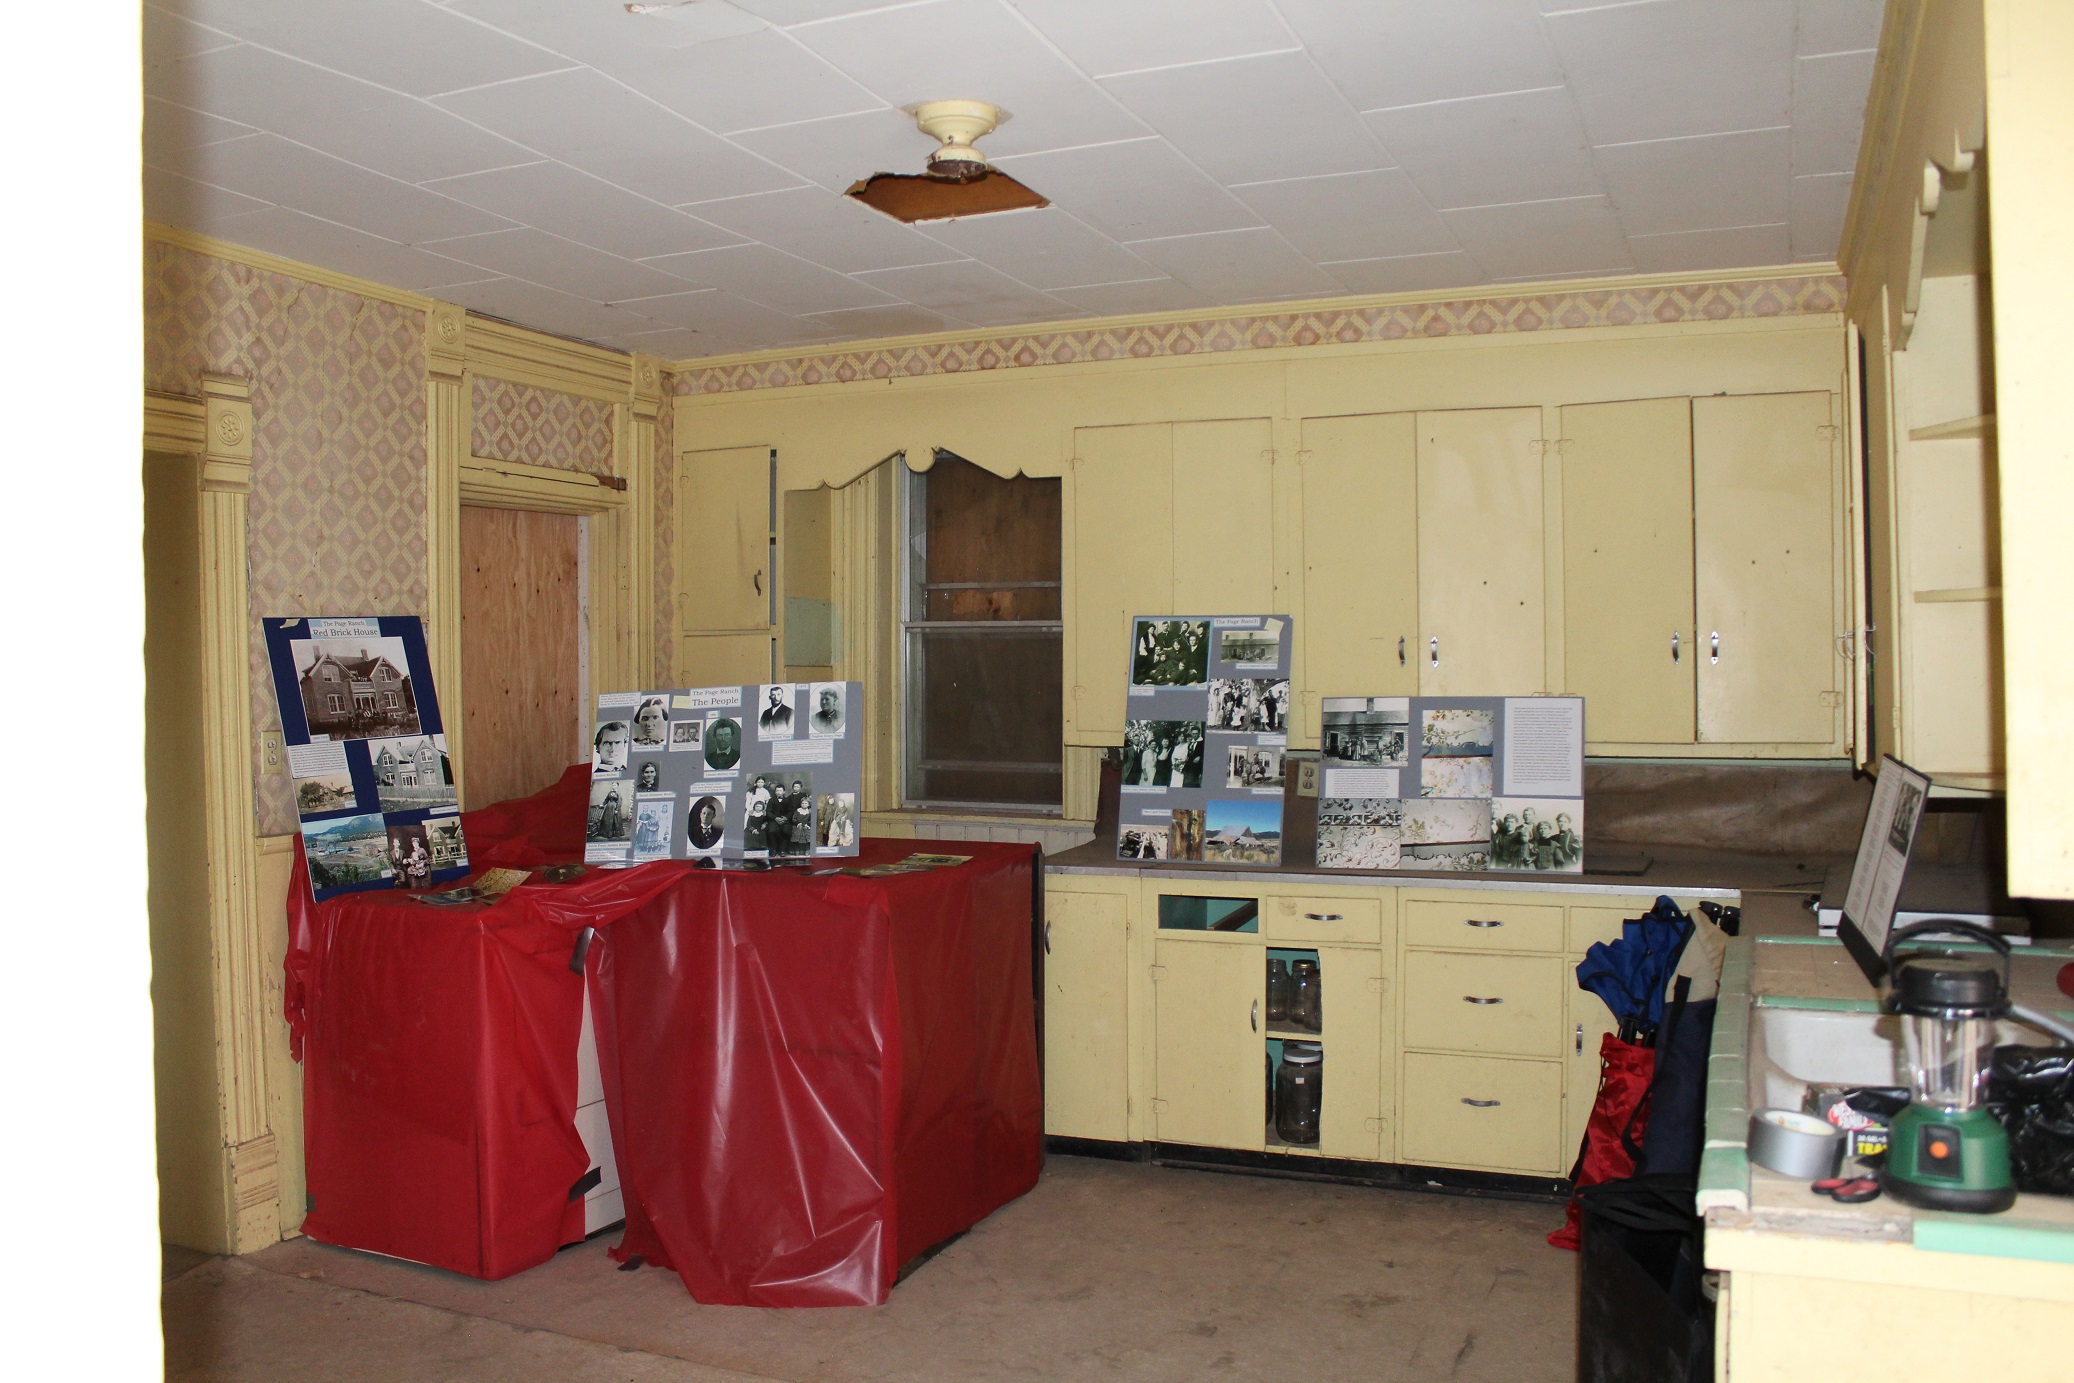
[{"x1": 163, "y1": 1156, "x2": 1578, "y2": 1383}]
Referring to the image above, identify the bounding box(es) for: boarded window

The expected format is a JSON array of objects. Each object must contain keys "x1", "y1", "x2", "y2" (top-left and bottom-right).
[{"x1": 904, "y1": 452, "x2": 1062, "y2": 809}]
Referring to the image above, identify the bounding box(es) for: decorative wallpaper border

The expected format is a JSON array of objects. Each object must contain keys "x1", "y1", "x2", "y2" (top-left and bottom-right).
[
  {"x1": 674, "y1": 274, "x2": 1845, "y2": 396},
  {"x1": 471, "y1": 374, "x2": 616, "y2": 475}
]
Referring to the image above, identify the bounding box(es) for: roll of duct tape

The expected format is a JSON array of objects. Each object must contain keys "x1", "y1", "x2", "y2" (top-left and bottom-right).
[{"x1": 1748, "y1": 1107, "x2": 1845, "y2": 1179}]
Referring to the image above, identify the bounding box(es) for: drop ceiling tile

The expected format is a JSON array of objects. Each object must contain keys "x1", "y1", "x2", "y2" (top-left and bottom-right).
[
  {"x1": 850, "y1": 259, "x2": 1077, "y2": 327},
  {"x1": 1364, "y1": 86, "x2": 1602, "y2": 211},
  {"x1": 1278, "y1": 0, "x2": 1563, "y2": 109},
  {"x1": 614, "y1": 289, "x2": 831, "y2": 349},
  {"x1": 1597, "y1": 127, "x2": 1792, "y2": 237},
  {"x1": 155, "y1": 43, "x2": 539, "y2": 184},
  {"x1": 592, "y1": 27, "x2": 884, "y2": 135},
  {"x1": 179, "y1": 134, "x2": 512, "y2": 243},
  {"x1": 1101, "y1": 51, "x2": 1389, "y2": 185},
  {"x1": 1792, "y1": 50, "x2": 1876, "y2": 177},
  {"x1": 992, "y1": 139, "x2": 1260, "y2": 242},
  {"x1": 683, "y1": 186, "x2": 964, "y2": 273},
  {"x1": 143, "y1": 97, "x2": 253, "y2": 167},
  {"x1": 1046, "y1": 277, "x2": 1214, "y2": 316},
  {"x1": 919, "y1": 208, "x2": 1155, "y2": 290},
  {"x1": 443, "y1": 277, "x2": 654, "y2": 342},
  {"x1": 783, "y1": 0, "x2": 1149, "y2": 157},
  {"x1": 447, "y1": 0, "x2": 767, "y2": 59},
  {"x1": 177, "y1": 0, "x2": 574, "y2": 98},
  {"x1": 1790, "y1": 172, "x2": 1852, "y2": 259},
  {"x1": 1546, "y1": 0, "x2": 1795, "y2": 145},
  {"x1": 143, "y1": 162, "x2": 272, "y2": 231},
  {"x1": 1628, "y1": 222, "x2": 1792, "y2": 273},
  {"x1": 142, "y1": 4, "x2": 238, "y2": 65},
  {"x1": 1228, "y1": 169, "x2": 1453, "y2": 262},
  {"x1": 1439, "y1": 196, "x2": 1634, "y2": 280},
  {"x1": 1122, "y1": 227, "x2": 1343, "y2": 301},
  {"x1": 728, "y1": 109, "x2": 928, "y2": 193},
  {"x1": 731, "y1": 0, "x2": 904, "y2": 23},
  {"x1": 1796, "y1": 0, "x2": 1885, "y2": 56},
  {"x1": 183, "y1": 206, "x2": 494, "y2": 292},
  {"x1": 1009, "y1": 0, "x2": 1297, "y2": 78},
  {"x1": 424, "y1": 162, "x2": 745, "y2": 260},
  {"x1": 435, "y1": 68, "x2": 803, "y2": 205},
  {"x1": 638, "y1": 243, "x2": 896, "y2": 313},
  {"x1": 1320, "y1": 251, "x2": 1485, "y2": 296},
  {"x1": 422, "y1": 227, "x2": 689, "y2": 302},
  {"x1": 795, "y1": 304, "x2": 962, "y2": 340}
]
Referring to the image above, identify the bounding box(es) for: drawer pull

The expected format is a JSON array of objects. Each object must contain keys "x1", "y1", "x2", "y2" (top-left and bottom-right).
[
  {"x1": 1043, "y1": 922, "x2": 1052, "y2": 955},
  {"x1": 1462, "y1": 995, "x2": 1503, "y2": 1005},
  {"x1": 1464, "y1": 918, "x2": 1503, "y2": 929},
  {"x1": 1460, "y1": 1098, "x2": 1502, "y2": 1108},
  {"x1": 1303, "y1": 911, "x2": 1343, "y2": 922},
  {"x1": 1576, "y1": 1023, "x2": 1584, "y2": 1055},
  {"x1": 1250, "y1": 999, "x2": 1259, "y2": 1033}
]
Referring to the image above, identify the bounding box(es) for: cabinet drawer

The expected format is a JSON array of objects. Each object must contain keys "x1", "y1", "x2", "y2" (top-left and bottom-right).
[
  {"x1": 1402, "y1": 951, "x2": 1565, "y2": 1057},
  {"x1": 1266, "y1": 894, "x2": 1381, "y2": 945},
  {"x1": 1401, "y1": 1053, "x2": 1564, "y2": 1174},
  {"x1": 1404, "y1": 896, "x2": 1563, "y2": 952},
  {"x1": 1567, "y1": 905, "x2": 1634, "y2": 955}
]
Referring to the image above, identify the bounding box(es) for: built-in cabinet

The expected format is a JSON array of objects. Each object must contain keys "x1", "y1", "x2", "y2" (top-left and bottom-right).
[
  {"x1": 675, "y1": 443, "x2": 776, "y2": 685},
  {"x1": 1043, "y1": 869, "x2": 1724, "y2": 1185}
]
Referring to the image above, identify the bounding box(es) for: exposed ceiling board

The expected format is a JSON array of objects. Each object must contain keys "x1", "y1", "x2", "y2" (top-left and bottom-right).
[
  {"x1": 1628, "y1": 222, "x2": 1793, "y2": 274},
  {"x1": 1595, "y1": 127, "x2": 1792, "y2": 238},
  {"x1": 175, "y1": 0, "x2": 574, "y2": 98},
  {"x1": 420, "y1": 227, "x2": 692, "y2": 303},
  {"x1": 1046, "y1": 277, "x2": 1214, "y2": 317},
  {"x1": 1320, "y1": 250, "x2": 1485, "y2": 297},
  {"x1": 1228, "y1": 169, "x2": 1455, "y2": 264},
  {"x1": 1792, "y1": 50, "x2": 1878, "y2": 178},
  {"x1": 1280, "y1": 0, "x2": 1564, "y2": 110},
  {"x1": 1439, "y1": 197, "x2": 1635, "y2": 280},
  {"x1": 1546, "y1": 0, "x2": 1796, "y2": 146},
  {"x1": 154, "y1": 43, "x2": 538, "y2": 185},
  {"x1": 1362, "y1": 86, "x2": 1602, "y2": 212},
  {"x1": 1100, "y1": 51, "x2": 1389, "y2": 187},
  {"x1": 1790, "y1": 172, "x2": 1853, "y2": 260},
  {"x1": 783, "y1": 0, "x2": 1150, "y2": 157},
  {"x1": 433, "y1": 67, "x2": 804, "y2": 205},
  {"x1": 849, "y1": 258, "x2": 1079, "y2": 327},
  {"x1": 919, "y1": 208, "x2": 1158, "y2": 291},
  {"x1": 1123, "y1": 226, "x2": 1344, "y2": 301},
  {"x1": 423, "y1": 162, "x2": 746, "y2": 261},
  {"x1": 635, "y1": 242, "x2": 899, "y2": 314},
  {"x1": 1795, "y1": 0, "x2": 1885, "y2": 56},
  {"x1": 685, "y1": 186, "x2": 965, "y2": 273},
  {"x1": 991, "y1": 139, "x2": 1261, "y2": 242},
  {"x1": 184, "y1": 206, "x2": 494, "y2": 292},
  {"x1": 1006, "y1": 0, "x2": 1297, "y2": 78},
  {"x1": 175, "y1": 133, "x2": 512, "y2": 244}
]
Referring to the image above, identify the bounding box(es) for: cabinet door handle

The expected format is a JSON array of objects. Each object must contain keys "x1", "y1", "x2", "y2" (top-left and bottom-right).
[
  {"x1": 1043, "y1": 922, "x2": 1052, "y2": 955},
  {"x1": 1710, "y1": 630, "x2": 1720, "y2": 664},
  {"x1": 753, "y1": 569, "x2": 763, "y2": 595},
  {"x1": 1303, "y1": 912, "x2": 1342, "y2": 922},
  {"x1": 1398, "y1": 636, "x2": 1406, "y2": 667},
  {"x1": 1671, "y1": 631, "x2": 1681, "y2": 663},
  {"x1": 1462, "y1": 995, "x2": 1503, "y2": 1005},
  {"x1": 1429, "y1": 636, "x2": 1439, "y2": 667},
  {"x1": 1575, "y1": 1022, "x2": 1584, "y2": 1055},
  {"x1": 1461, "y1": 1098, "x2": 1502, "y2": 1108},
  {"x1": 1464, "y1": 918, "x2": 1503, "y2": 929},
  {"x1": 1250, "y1": 999, "x2": 1259, "y2": 1032}
]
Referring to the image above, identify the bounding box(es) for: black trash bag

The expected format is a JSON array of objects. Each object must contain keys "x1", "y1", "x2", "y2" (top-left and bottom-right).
[
  {"x1": 1577, "y1": 1175, "x2": 1712, "y2": 1383},
  {"x1": 1988, "y1": 1044, "x2": 2074, "y2": 1197}
]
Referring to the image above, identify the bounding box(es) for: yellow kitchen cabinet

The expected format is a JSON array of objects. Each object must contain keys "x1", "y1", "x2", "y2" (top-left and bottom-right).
[
  {"x1": 1400, "y1": 1052, "x2": 1566, "y2": 1175},
  {"x1": 1297, "y1": 413, "x2": 1419, "y2": 735},
  {"x1": 1416, "y1": 407, "x2": 1545, "y2": 696},
  {"x1": 1563, "y1": 966, "x2": 1622, "y2": 1167},
  {"x1": 1064, "y1": 419, "x2": 1273, "y2": 745},
  {"x1": 1311, "y1": 944, "x2": 1385, "y2": 1161},
  {"x1": 1694, "y1": 392, "x2": 1840, "y2": 745},
  {"x1": 677, "y1": 444, "x2": 771, "y2": 633},
  {"x1": 1152, "y1": 934, "x2": 1265, "y2": 1151},
  {"x1": 1560, "y1": 398, "x2": 1697, "y2": 743},
  {"x1": 1401, "y1": 951, "x2": 1567, "y2": 1059},
  {"x1": 1043, "y1": 887, "x2": 1134, "y2": 1142}
]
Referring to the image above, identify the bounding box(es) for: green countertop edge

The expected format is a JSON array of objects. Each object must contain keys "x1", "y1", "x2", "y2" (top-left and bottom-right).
[
  {"x1": 1699, "y1": 935, "x2": 1756, "y2": 1210},
  {"x1": 1913, "y1": 1215, "x2": 2074, "y2": 1265},
  {"x1": 1752, "y1": 993, "x2": 1883, "y2": 1013}
]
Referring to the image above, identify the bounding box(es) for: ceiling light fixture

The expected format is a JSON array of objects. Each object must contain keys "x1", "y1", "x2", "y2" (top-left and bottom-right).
[{"x1": 846, "y1": 99, "x2": 1048, "y2": 223}]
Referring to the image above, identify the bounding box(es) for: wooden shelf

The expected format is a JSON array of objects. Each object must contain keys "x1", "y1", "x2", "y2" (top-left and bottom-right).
[
  {"x1": 1908, "y1": 413, "x2": 1996, "y2": 441},
  {"x1": 1266, "y1": 1028, "x2": 1322, "y2": 1041}
]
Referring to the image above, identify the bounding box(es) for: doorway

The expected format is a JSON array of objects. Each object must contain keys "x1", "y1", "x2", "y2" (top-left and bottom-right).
[{"x1": 459, "y1": 506, "x2": 586, "y2": 808}]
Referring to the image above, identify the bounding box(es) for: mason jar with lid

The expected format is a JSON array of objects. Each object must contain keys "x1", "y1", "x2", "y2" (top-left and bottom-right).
[{"x1": 1274, "y1": 1043, "x2": 1323, "y2": 1145}]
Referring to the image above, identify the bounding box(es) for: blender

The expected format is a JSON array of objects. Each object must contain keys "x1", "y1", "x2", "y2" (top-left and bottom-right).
[{"x1": 1879, "y1": 922, "x2": 2015, "y2": 1213}]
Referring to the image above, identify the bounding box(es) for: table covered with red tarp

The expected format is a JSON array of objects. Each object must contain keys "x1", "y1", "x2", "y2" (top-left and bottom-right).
[{"x1": 284, "y1": 765, "x2": 1042, "y2": 1304}]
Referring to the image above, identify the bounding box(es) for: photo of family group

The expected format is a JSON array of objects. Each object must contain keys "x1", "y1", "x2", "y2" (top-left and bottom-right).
[
  {"x1": 1131, "y1": 618, "x2": 1210, "y2": 687},
  {"x1": 1491, "y1": 797, "x2": 1584, "y2": 872},
  {"x1": 1203, "y1": 798, "x2": 1282, "y2": 864},
  {"x1": 1208, "y1": 678, "x2": 1291, "y2": 733},
  {"x1": 1316, "y1": 797, "x2": 1404, "y2": 870},
  {"x1": 632, "y1": 798, "x2": 674, "y2": 861},
  {"x1": 1225, "y1": 744, "x2": 1284, "y2": 789},
  {"x1": 816, "y1": 792, "x2": 857, "y2": 850},
  {"x1": 1123, "y1": 719, "x2": 1205, "y2": 789},
  {"x1": 745, "y1": 771, "x2": 815, "y2": 855},
  {"x1": 1320, "y1": 698, "x2": 1408, "y2": 767}
]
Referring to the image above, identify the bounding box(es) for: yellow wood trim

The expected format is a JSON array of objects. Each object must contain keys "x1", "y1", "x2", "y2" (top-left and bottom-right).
[
  {"x1": 1908, "y1": 412, "x2": 1995, "y2": 440},
  {"x1": 620, "y1": 404, "x2": 657, "y2": 683},
  {"x1": 459, "y1": 455, "x2": 628, "y2": 514},
  {"x1": 465, "y1": 315, "x2": 632, "y2": 403},
  {"x1": 426, "y1": 373, "x2": 467, "y2": 797},
  {"x1": 1837, "y1": 0, "x2": 1914, "y2": 287},
  {"x1": 144, "y1": 391, "x2": 205, "y2": 453},
  {"x1": 1912, "y1": 585, "x2": 2001, "y2": 602},
  {"x1": 146, "y1": 222, "x2": 433, "y2": 312},
  {"x1": 424, "y1": 300, "x2": 466, "y2": 384}
]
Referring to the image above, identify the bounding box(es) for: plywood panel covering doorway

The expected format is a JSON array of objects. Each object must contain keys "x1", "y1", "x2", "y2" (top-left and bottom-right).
[{"x1": 460, "y1": 506, "x2": 584, "y2": 810}]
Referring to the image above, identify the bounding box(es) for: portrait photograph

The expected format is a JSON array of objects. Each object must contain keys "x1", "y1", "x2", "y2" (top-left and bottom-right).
[
  {"x1": 1122, "y1": 719, "x2": 1205, "y2": 789},
  {"x1": 1491, "y1": 798, "x2": 1584, "y2": 873},
  {"x1": 756, "y1": 683, "x2": 797, "y2": 739},
  {"x1": 686, "y1": 794, "x2": 726, "y2": 853},
  {"x1": 669, "y1": 717, "x2": 703, "y2": 751},
  {"x1": 703, "y1": 716, "x2": 743, "y2": 771},
  {"x1": 1130, "y1": 618, "x2": 1210, "y2": 687},
  {"x1": 630, "y1": 695, "x2": 671, "y2": 749},
  {"x1": 586, "y1": 779, "x2": 635, "y2": 843},
  {"x1": 808, "y1": 682, "x2": 846, "y2": 739},
  {"x1": 634, "y1": 759, "x2": 664, "y2": 793},
  {"x1": 816, "y1": 792, "x2": 857, "y2": 850},
  {"x1": 592, "y1": 720, "x2": 631, "y2": 776},
  {"x1": 385, "y1": 821, "x2": 433, "y2": 891},
  {"x1": 631, "y1": 798, "x2": 674, "y2": 862},
  {"x1": 1321, "y1": 698, "x2": 1409, "y2": 767}
]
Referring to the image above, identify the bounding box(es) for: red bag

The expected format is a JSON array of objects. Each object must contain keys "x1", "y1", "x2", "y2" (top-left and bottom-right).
[{"x1": 1548, "y1": 1032, "x2": 1655, "y2": 1250}]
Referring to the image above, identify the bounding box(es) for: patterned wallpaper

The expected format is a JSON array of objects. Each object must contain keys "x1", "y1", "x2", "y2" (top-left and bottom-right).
[
  {"x1": 470, "y1": 375, "x2": 615, "y2": 474},
  {"x1": 145, "y1": 242, "x2": 429, "y2": 837},
  {"x1": 675, "y1": 274, "x2": 1845, "y2": 395},
  {"x1": 652, "y1": 373, "x2": 676, "y2": 685}
]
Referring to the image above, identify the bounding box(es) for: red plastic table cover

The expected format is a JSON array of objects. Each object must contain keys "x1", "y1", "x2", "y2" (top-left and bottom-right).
[{"x1": 284, "y1": 765, "x2": 1043, "y2": 1302}]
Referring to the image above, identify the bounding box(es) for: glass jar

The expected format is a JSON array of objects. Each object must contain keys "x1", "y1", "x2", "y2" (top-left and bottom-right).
[
  {"x1": 1290, "y1": 958, "x2": 1322, "y2": 1033},
  {"x1": 1266, "y1": 958, "x2": 1291, "y2": 1024},
  {"x1": 1275, "y1": 1044, "x2": 1323, "y2": 1145}
]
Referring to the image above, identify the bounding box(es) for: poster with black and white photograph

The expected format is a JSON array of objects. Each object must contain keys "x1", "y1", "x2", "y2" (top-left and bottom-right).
[
  {"x1": 630, "y1": 695, "x2": 671, "y2": 751},
  {"x1": 264, "y1": 615, "x2": 469, "y2": 902},
  {"x1": 426, "y1": 814, "x2": 467, "y2": 870},
  {"x1": 588, "y1": 682, "x2": 863, "y2": 861},
  {"x1": 1491, "y1": 798, "x2": 1583, "y2": 873},
  {"x1": 593, "y1": 720, "x2": 632, "y2": 776},
  {"x1": 1114, "y1": 614, "x2": 1292, "y2": 865},
  {"x1": 1322, "y1": 698, "x2": 1409, "y2": 767}
]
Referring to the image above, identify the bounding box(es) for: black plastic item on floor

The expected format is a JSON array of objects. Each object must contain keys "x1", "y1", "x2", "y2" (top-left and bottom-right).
[{"x1": 1577, "y1": 1175, "x2": 1712, "y2": 1383}]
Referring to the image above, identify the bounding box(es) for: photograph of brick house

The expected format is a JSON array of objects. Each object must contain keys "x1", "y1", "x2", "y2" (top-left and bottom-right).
[
  {"x1": 293, "y1": 637, "x2": 420, "y2": 740},
  {"x1": 369, "y1": 734, "x2": 454, "y2": 813}
]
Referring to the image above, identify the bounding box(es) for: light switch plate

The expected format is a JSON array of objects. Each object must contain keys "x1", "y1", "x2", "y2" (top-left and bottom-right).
[{"x1": 261, "y1": 731, "x2": 284, "y2": 775}]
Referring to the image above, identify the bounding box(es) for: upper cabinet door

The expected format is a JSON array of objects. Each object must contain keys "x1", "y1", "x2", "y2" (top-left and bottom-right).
[
  {"x1": 1416, "y1": 408, "x2": 1546, "y2": 696},
  {"x1": 1694, "y1": 392, "x2": 1839, "y2": 744},
  {"x1": 1067, "y1": 424, "x2": 1174, "y2": 744},
  {"x1": 1561, "y1": 398, "x2": 1696, "y2": 744},
  {"x1": 678, "y1": 445, "x2": 771, "y2": 633},
  {"x1": 1299, "y1": 414, "x2": 1419, "y2": 728},
  {"x1": 1172, "y1": 419, "x2": 1275, "y2": 615}
]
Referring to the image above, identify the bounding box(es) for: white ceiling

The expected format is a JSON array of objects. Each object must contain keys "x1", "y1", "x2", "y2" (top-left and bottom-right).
[{"x1": 143, "y1": 0, "x2": 1883, "y2": 359}]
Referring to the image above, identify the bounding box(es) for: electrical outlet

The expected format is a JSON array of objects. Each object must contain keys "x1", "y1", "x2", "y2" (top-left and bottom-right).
[{"x1": 262, "y1": 731, "x2": 285, "y2": 775}]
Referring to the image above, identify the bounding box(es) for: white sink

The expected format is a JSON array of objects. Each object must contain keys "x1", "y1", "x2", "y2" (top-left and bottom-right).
[{"x1": 1749, "y1": 1003, "x2": 2034, "y2": 1113}]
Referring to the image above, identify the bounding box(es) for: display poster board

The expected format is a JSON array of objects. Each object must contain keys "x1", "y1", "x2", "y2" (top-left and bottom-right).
[
  {"x1": 587, "y1": 681, "x2": 864, "y2": 864},
  {"x1": 1838, "y1": 754, "x2": 1934, "y2": 984},
  {"x1": 263, "y1": 615, "x2": 469, "y2": 901},
  {"x1": 1315, "y1": 695, "x2": 1585, "y2": 873},
  {"x1": 1116, "y1": 615, "x2": 1292, "y2": 865}
]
